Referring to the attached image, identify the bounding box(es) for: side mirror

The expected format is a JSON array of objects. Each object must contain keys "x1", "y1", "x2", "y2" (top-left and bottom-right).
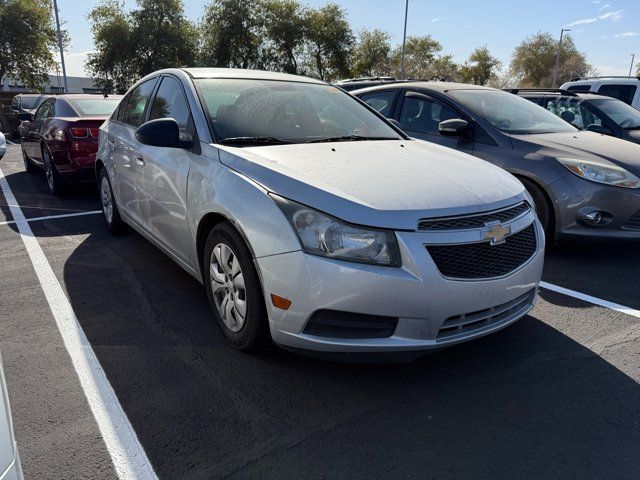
[
  {"x1": 439, "y1": 118, "x2": 469, "y2": 136},
  {"x1": 387, "y1": 118, "x2": 402, "y2": 129},
  {"x1": 10, "y1": 105, "x2": 19, "y2": 112},
  {"x1": 586, "y1": 124, "x2": 613, "y2": 136},
  {"x1": 135, "y1": 118, "x2": 193, "y2": 149},
  {"x1": 18, "y1": 112, "x2": 33, "y2": 122}
]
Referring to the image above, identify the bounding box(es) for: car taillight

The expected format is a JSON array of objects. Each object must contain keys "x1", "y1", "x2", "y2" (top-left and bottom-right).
[
  {"x1": 69, "y1": 127, "x2": 88, "y2": 138},
  {"x1": 90, "y1": 128, "x2": 100, "y2": 138}
]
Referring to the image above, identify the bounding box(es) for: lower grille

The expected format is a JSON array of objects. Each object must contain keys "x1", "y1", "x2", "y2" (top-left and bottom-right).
[
  {"x1": 426, "y1": 224, "x2": 537, "y2": 280},
  {"x1": 437, "y1": 289, "x2": 535, "y2": 340},
  {"x1": 303, "y1": 310, "x2": 398, "y2": 339},
  {"x1": 623, "y1": 210, "x2": 640, "y2": 230}
]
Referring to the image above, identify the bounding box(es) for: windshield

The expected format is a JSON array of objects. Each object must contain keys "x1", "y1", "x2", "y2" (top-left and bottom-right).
[
  {"x1": 194, "y1": 79, "x2": 401, "y2": 144},
  {"x1": 591, "y1": 98, "x2": 640, "y2": 129},
  {"x1": 20, "y1": 95, "x2": 46, "y2": 109},
  {"x1": 68, "y1": 98, "x2": 121, "y2": 116},
  {"x1": 449, "y1": 89, "x2": 577, "y2": 134}
]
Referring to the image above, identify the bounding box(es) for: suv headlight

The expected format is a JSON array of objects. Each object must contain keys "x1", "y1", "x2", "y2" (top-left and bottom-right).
[
  {"x1": 271, "y1": 194, "x2": 401, "y2": 267},
  {"x1": 557, "y1": 157, "x2": 640, "y2": 189}
]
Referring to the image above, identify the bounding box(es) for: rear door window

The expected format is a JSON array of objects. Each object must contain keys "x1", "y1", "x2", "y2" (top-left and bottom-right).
[
  {"x1": 597, "y1": 84, "x2": 637, "y2": 105},
  {"x1": 121, "y1": 79, "x2": 158, "y2": 128},
  {"x1": 34, "y1": 101, "x2": 52, "y2": 121}
]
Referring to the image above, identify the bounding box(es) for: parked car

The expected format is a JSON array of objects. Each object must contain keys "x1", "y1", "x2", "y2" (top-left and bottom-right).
[
  {"x1": 353, "y1": 82, "x2": 640, "y2": 241},
  {"x1": 560, "y1": 76, "x2": 640, "y2": 110},
  {"x1": 505, "y1": 89, "x2": 640, "y2": 145},
  {"x1": 7, "y1": 94, "x2": 47, "y2": 138},
  {"x1": 334, "y1": 76, "x2": 405, "y2": 91},
  {"x1": 19, "y1": 94, "x2": 122, "y2": 195},
  {"x1": 0, "y1": 132, "x2": 5, "y2": 160},
  {"x1": 97, "y1": 68, "x2": 544, "y2": 357},
  {"x1": 0, "y1": 351, "x2": 24, "y2": 480}
]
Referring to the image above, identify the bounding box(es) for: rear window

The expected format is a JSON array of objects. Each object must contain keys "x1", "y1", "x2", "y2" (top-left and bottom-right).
[
  {"x1": 67, "y1": 98, "x2": 121, "y2": 116},
  {"x1": 598, "y1": 84, "x2": 637, "y2": 106}
]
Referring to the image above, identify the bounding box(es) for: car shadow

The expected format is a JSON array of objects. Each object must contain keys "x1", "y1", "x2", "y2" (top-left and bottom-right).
[{"x1": 48, "y1": 221, "x2": 640, "y2": 479}]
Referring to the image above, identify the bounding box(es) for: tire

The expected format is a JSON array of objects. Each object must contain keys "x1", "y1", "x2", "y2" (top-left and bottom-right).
[
  {"x1": 98, "y1": 167, "x2": 124, "y2": 235},
  {"x1": 21, "y1": 142, "x2": 36, "y2": 174},
  {"x1": 203, "y1": 223, "x2": 269, "y2": 350},
  {"x1": 520, "y1": 177, "x2": 554, "y2": 241},
  {"x1": 42, "y1": 147, "x2": 66, "y2": 196}
]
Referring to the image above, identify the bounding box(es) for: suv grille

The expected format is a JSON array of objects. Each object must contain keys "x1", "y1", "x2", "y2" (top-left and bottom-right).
[
  {"x1": 419, "y1": 202, "x2": 530, "y2": 230},
  {"x1": 437, "y1": 289, "x2": 535, "y2": 340},
  {"x1": 623, "y1": 210, "x2": 640, "y2": 230},
  {"x1": 426, "y1": 224, "x2": 537, "y2": 279}
]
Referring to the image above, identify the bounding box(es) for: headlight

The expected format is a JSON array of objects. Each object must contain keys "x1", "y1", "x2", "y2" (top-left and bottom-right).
[
  {"x1": 271, "y1": 194, "x2": 401, "y2": 267},
  {"x1": 557, "y1": 157, "x2": 640, "y2": 189}
]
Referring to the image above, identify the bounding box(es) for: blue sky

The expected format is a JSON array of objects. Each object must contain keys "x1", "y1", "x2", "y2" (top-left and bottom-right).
[{"x1": 55, "y1": 0, "x2": 640, "y2": 77}]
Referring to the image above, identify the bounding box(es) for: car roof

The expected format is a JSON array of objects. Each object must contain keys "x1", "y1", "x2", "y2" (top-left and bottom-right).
[
  {"x1": 57, "y1": 94, "x2": 124, "y2": 100},
  {"x1": 181, "y1": 68, "x2": 325, "y2": 85},
  {"x1": 352, "y1": 81, "x2": 496, "y2": 95},
  {"x1": 506, "y1": 89, "x2": 607, "y2": 101}
]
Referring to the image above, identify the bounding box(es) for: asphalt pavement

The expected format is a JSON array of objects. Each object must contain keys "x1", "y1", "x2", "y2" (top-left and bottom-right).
[{"x1": 0, "y1": 143, "x2": 639, "y2": 480}]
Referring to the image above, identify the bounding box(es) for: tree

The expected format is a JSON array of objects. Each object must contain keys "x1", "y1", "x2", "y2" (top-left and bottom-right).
[
  {"x1": 509, "y1": 32, "x2": 590, "y2": 87},
  {"x1": 87, "y1": 0, "x2": 197, "y2": 93},
  {"x1": 304, "y1": 3, "x2": 354, "y2": 81},
  {"x1": 459, "y1": 46, "x2": 501, "y2": 85},
  {"x1": 0, "y1": 0, "x2": 60, "y2": 91},
  {"x1": 260, "y1": 0, "x2": 307, "y2": 74},
  {"x1": 351, "y1": 28, "x2": 391, "y2": 77},
  {"x1": 390, "y1": 35, "x2": 443, "y2": 79},
  {"x1": 431, "y1": 55, "x2": 459, "y2": 81}
]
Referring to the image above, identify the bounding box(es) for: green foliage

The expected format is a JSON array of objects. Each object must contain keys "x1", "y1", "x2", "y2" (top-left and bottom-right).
[
  {"x1": 350, "y1": 29, "x2": 391, "y2": 77},
  {"x1": 0, "y1": 0, "x2": 60, "y2": 91},
  {"x1": 260, "y1": 0, "x2": 307, "y2": 74},
  {"x1": 87, "y1": 0, "x2": 196, "y2": 93},
  {"x1": 459, "y1": 46, "x2": 501, "y2": 85},
  {"x1": 509, "y1": 32, "x2": 591, "y2": 87}
]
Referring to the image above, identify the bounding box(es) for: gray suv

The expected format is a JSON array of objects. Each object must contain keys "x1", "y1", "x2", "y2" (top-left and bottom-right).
[{"x1": 354, "y1": 82, "x2": 640, "y2": 240}]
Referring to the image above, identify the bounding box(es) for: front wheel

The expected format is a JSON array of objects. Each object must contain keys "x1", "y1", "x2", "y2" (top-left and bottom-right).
[
  {"x1": 520, "y1": 177, "x2": 554, "y2": 241},
  {"x1": 204, "y1": 223, "x2": 269, "y2": 350},
  {"x1": 99, "y1": 168, "x2": 124, "y2": 234}
]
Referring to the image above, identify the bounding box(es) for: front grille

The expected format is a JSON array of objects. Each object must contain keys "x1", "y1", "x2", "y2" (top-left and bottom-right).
[
  {"x1": 437, "y1": 289, "x2": 535, "y2": 340},
  {"x1": 426, "y1": 224, "x2": 537, "y2": 279},
  {"x1": 419, "y1": 202, "x2": 530, "y2": 231},
  {"x1": 303, "y1": 310, "x2": 398, "y2": 339},
  {"x1": 623, "y1": 210, "x2": 640, "y2": 230}
]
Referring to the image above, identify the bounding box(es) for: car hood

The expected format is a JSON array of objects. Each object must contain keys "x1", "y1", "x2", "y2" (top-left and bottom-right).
[
  {"x1": 511, "y1": 131, "x2": 640, "y2": 175},
  {"x1": 218, "y1": 140, "x2": 526, "y2": 230}
]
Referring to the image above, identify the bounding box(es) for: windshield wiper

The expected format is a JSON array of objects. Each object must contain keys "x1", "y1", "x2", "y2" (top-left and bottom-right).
[
  {"x1": 306, "y1": 135, "x2": 399, "y2": 143},
  {"x1": 219, "y1": 136, "x2": 292, "y2": 146}
]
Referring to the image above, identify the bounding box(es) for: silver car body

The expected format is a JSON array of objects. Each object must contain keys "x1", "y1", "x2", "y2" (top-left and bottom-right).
[
  {"x1": 0, "y1": 132, "x2": 6, "y2": 160},
  {"x1": 98, "y1": 68, "x2": 544, "y2": 353},
  {"x1": 0, "y1": 353, "x2": 23, "y2": 480}
]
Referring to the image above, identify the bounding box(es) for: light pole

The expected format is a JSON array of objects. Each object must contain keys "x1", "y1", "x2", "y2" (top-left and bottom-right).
[
  {"x1": 52, "y1": 0, "x2": 68, "y2": 94},
  {"x1": 629, "y1": 53, "x2": 636, "y2": 78},
  {"x1": 400, "y1": 0, "x2": 409, "y2": 79},
  {"x1": 552, "y1": 28, "x2": 571, "y2": 87}
]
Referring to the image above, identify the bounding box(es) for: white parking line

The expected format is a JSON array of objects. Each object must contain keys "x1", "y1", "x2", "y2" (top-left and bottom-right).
[
  {"x1": 0, "y1": 166, "x2": 158, "y2": 479},
  {"x1": 540, "y1": 281, "x2": 640, "y2": 319},
  {"x1": 0, "y1": 209, "x2": 101, "y2": 226}
]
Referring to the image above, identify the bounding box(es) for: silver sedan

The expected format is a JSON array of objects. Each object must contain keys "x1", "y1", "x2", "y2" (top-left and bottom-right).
[{"x1": 96, "y1": 68, "x2": 544, "y2": 356}]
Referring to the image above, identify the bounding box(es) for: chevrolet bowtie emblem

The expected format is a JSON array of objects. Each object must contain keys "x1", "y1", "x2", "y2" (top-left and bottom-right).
[{"x1": 483, "y1": 222, "x2": 511, "y2": 245}]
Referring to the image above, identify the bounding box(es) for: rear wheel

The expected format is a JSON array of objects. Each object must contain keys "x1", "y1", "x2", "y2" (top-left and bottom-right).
[
  {"x1": 520, "y1": 177, "x2": 554, "y2": 241},
  {"x1": 42, "y1": 148, "x2": 66, "y2": 196},
  {"x1": 99, "y1": 168, "x2": 124, "y2": 234},
  {"x1": 203, "y1": 223, "x2": 269, "y2": 350}
]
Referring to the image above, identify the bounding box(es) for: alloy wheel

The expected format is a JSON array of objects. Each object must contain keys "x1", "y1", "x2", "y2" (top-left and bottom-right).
[
  {"x1": 210, "y1": 243, "x2": 247, "y2": 332},
  {"x1": 43, "y1": 151, "x2": 54, "y2": 191},
  {"x1": 101, "y1": 176, "x2": 114, "y2": 224}
]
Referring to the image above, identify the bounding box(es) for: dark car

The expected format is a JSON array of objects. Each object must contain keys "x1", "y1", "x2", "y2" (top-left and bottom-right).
[
  {"x1": 353, "y1": 82, "x2": 640, "y2": 241},
  {"x1": 506, "y1": 88, "x2": 640, "y2": 145},
  {"x1": 20, "y1": 94, "x2": 122, "y2": 195},
  {"x1": 8, "y1": 94, "x2": 47, "y2": 138}
]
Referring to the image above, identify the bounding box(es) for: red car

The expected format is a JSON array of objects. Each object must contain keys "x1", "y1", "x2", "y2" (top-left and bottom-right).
[{"x1": 20, "y1": 94, "x2": 123, "y2": 195}]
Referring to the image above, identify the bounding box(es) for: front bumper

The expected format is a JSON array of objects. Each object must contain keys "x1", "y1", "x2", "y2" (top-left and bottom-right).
[
  {"x1": 551, "y1": 173, "x2": 640, "y2": 239},
  {"x1": 257, "y1": 217, "x2": 545, "y2": 353}
]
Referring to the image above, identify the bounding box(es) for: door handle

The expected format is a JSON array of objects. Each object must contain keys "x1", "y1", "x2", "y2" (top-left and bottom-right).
[{"x1": 135, "y1": 156, "x2": 145, "y2": 166}]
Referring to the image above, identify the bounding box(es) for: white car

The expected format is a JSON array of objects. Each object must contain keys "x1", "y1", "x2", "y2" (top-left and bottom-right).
[
  {"x1": 561, "y1": 77, "x2": 640, "y2": 110},
  {"x1": 97, "y1": 68, "x2": 545, "y2": 357},
  {"x1": 0, "y1": 352, "x2": 23, "y2": 480},
  {"x1": 0, "y1": 132, "x2": 6, "y2": 160}
]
